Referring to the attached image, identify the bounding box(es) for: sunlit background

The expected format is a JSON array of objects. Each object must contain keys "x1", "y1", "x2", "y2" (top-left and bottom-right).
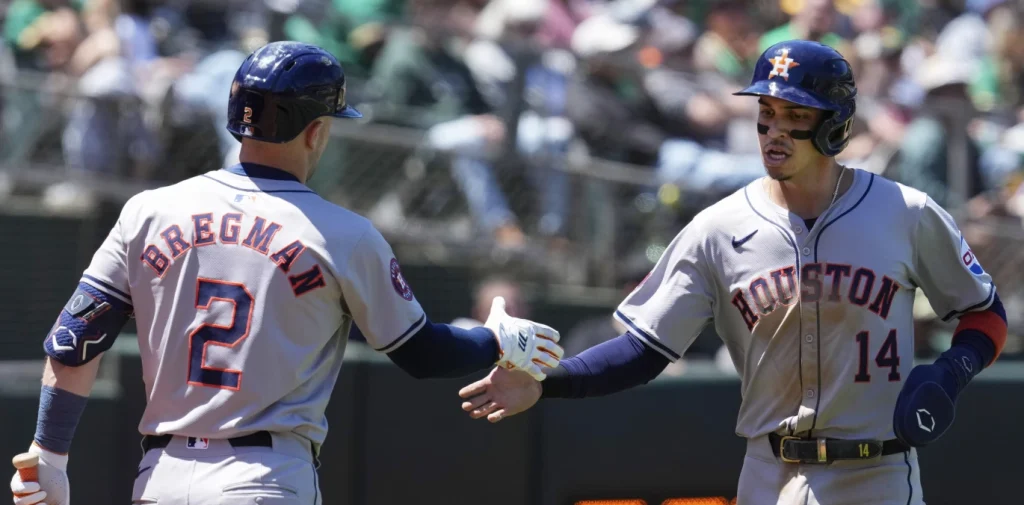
[{"x1": 2, "y1": 0, "x2": 1024, "y2": 504}]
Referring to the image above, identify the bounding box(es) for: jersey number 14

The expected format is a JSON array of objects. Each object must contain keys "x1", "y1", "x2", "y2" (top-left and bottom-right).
[
  {"x1": 187, "y1": 278, "x2": 254, "y2": 390},
  {"x1": 854, "y1": 329, "x2": 900, "y2": 382}
]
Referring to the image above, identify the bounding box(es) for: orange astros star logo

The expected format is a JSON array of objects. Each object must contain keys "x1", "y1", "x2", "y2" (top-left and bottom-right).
[{"x1": 768, "y1": 49, "x2": 800, "y2": 81}]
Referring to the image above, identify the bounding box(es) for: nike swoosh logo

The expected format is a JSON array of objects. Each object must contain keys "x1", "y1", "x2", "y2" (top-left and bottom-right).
[
  {"x1": 136, "y1": 466, "x2": 153, "y2": 478},
  {"x1": 732, "y1": 230, "x2": 758, "y2": 249}
]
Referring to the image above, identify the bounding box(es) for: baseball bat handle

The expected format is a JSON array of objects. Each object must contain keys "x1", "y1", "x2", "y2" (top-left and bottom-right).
[{"x1": 12, "y1": 453, "x2": 39, "y2": 482}]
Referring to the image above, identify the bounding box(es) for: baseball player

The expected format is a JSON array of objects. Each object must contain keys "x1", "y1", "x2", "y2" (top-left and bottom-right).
[
  {"x1": 458, "y1": 40, "x2": 1007, "y2": 504},
  {"x1": 9, "y1": 41, "x2": 563, "y2": 505}
]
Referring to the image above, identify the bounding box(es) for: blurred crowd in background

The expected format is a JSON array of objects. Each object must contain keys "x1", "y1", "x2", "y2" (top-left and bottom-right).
[{"x1": 3, "y1": 0, "x2": 1024, "y2": 366}]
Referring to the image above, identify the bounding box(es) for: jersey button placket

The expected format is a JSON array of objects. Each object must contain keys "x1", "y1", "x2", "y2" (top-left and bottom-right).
[
  {"x1": 800, "y1": 332, "x2": 818, "y2": 410},
  {"x1": 800, "y1": 288, "x2": 819, "y2": 414}
]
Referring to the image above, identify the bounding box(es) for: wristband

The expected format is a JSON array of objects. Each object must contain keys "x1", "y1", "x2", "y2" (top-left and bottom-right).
[{"x1": 34, "y1": 385, "x2": 88, "y2": 455}]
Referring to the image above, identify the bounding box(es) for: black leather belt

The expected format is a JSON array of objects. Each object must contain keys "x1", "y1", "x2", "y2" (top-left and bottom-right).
[
  {"x1": 769, "y1": 432, "x2": 910, "y2": 464},
  {"x1": 142, "y1": 431, "x2": 273, "y2": 452}
]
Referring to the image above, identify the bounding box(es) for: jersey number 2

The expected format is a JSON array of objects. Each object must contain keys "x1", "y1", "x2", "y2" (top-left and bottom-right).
[
  {"x1": 854, "y1": 329, "x2": 900, "y2": 383},
  {"x1": 188, "y1": 278, "x2": 254, "y2": 390}
]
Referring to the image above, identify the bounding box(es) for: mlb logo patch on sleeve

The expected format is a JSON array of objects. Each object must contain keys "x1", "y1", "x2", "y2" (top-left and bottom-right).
[
  {"x1": 186, "y1": 437, "x2": 210, "y2": 450},
  {"x1": 959, "y1": 234, "x2": 985, "y2": 275}
]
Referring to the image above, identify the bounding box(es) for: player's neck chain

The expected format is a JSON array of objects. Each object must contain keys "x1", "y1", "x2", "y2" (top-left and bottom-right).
[
  {"x1": 829, "y1": 164, "x2": 846, "y2": 209},
  {"x1": 765, "y1": 165, "x2": 846, "y2": 221}
]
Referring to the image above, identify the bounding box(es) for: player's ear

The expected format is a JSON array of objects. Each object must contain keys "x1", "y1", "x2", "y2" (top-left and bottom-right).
[{"x1": 304, "y1": 120, "x2": 325, "y2": 150}]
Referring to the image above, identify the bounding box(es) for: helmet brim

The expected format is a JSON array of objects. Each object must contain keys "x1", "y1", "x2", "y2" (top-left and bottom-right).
[
  {"x1": 334, "y1": 105, "x2": 363, "y2": 119},
  {"x1": 734, "y1": 80, "x2": 840, "y2": 112}
]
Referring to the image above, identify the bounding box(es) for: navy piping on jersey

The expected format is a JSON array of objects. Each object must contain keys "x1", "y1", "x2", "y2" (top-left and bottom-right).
[
  {"x1": 904, "y1": 451, "x2": 913, "y2": 505},
  {"x1": 377, "y1": 313, "x2": 427, "y2": 353},
  {"x1": 941, "y1": 284, "x2": 996, "y2": 322},
  {"x1": 224, "y1": 162, "x2": 302, "y2": 182},
  {"x1": 613, "y1": 310, "x2": 682, "y2": 361},
  {"x1": 744, "y1": 185, "x2": 804, "y2": 429},
  {"x1": 81, "y1": 274, "x2": 132, "y2": 302},
  {"x1": 808, "y1": 172, "x2": 874, "y2": 434},
  {"x1": 202, "y1": 174, "x2": 316, "y2": 195},
  {"x1": 312, "y1": 459, "x2": 319, "y2": 505}
]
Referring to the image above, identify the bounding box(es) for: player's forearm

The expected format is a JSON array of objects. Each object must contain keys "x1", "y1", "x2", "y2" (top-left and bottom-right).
[
  {"x1": 541, "y1": 333, "x2": 669, "y2": 399},
  {"x1": 34, "y1": 357, "x2": 98, "y2": 454},
  {"x1": 42, "y1": 355, "x2": 102, "y2": 395},
  {"x1": 386, "y1": 320, "x2": 500, "y2": 379}
]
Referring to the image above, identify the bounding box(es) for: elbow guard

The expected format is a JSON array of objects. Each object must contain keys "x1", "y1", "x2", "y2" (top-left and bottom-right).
[{"x1": 44, "y1": 282, "x2": 133, "y2": 366}]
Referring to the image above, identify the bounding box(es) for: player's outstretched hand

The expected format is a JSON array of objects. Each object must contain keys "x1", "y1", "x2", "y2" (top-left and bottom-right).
[
  {"x1": 10, "y1": 443, "x2": 70, "y2": 505},
  {"x1": 484, "y1": 296, "x2": 564, "y2": 381},
  {"x1": 893, "y1": 363, "x2": 958, "y2": 447},
  {"x1": 459, "y1": 366, "x2": 542, "y2": 423}
]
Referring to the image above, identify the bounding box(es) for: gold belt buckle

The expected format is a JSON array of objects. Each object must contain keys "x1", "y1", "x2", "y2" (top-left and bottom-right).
[
  {"x1": 817, "y1": 438, "x2": 828, "y2": 463},
  {"x1": 779, "y1": 436, "x2": 800, "y2": 463}
]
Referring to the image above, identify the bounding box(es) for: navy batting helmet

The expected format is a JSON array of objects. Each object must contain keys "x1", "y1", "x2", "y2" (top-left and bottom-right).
[
  {"x1": 227, "y1": 41, "x2": 362, "y2": 144},
  {"x1": 734, "y1": 40, "x2": 856, "y2": 157}
]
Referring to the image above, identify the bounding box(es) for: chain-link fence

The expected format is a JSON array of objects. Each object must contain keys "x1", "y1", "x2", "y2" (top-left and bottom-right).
[
  {"x1": 0, "y1": 67, "x2": 721, "y2": 289},
  {"x1": 4, "y1": 65, "x2": 1024, "y2": 313}
]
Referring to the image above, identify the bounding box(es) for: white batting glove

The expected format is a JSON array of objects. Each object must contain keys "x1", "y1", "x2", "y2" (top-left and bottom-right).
[
  {"x1": 484, "y1": 296, "x2": 564, "y2": 380},
  {"x1": 10, "y1": 443, "x2": 70, "y2": 505}
]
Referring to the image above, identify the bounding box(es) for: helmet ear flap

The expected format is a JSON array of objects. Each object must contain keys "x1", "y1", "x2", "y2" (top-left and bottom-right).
[{"x1": 811, "y1": 97, "x2": 855, "y2": 156}]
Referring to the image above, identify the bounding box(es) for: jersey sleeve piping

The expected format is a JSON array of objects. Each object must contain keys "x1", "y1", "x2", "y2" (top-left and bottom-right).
[
  {"x1": 81, "y1": 274, "x2": 132, "y2": 305},
  {"x1": 375, "y1": 313, "x2": 427, "y2": 353},
  {"x1": 613, "y1": 310, "x2": 682, "y2": 361},
  {"x1": 940, "y1": 284, "x2": 996, "y2": 322}
]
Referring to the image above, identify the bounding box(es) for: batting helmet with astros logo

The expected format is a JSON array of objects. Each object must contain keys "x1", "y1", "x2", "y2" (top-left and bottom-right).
[
  {"x1": 734, "y1": 40, "x2": 857, "y2": 157},
  {"x1": 226, "y1": 41, "x2": 362, "y2": 144}
]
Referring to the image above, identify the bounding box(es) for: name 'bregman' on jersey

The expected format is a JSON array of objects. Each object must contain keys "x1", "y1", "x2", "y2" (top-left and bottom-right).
[
  {"x1": 614, "y1": 169, "x2": 994, "y2": 441},
  {"x1": 78, "y1": 166, "x2": 427, "y2": 447}
]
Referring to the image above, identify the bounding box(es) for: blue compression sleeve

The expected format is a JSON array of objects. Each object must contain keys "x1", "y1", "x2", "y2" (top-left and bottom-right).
[
  {"x1": 540, "y1": 332, "x2": 670, "y2": 399},
  {"x1": 34, "y1": 385, "x2": 88, "y2": 454},
  {"x1": 935, "y1": 293, "x2": 1006, "y2": 399},
  {"x1": 386, "y1": 319, "x2": 499, "y2": 378}
]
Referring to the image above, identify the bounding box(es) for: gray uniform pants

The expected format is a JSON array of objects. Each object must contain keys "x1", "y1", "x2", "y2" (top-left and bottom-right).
[
  {"x1": 738, "y1": 435, "x2": 925, "y2": 505},
  {"x1": 131, "y1": 432, "x2": 320, "y2": 505}
]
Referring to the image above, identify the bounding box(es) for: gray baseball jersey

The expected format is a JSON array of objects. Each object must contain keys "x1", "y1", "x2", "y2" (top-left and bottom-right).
[
  {"x1": 81, "y1": 166, "x2": 426, "y2": 447},
  {"x1": 615, "y1": 169, "x2": 994, "y2": 441}
]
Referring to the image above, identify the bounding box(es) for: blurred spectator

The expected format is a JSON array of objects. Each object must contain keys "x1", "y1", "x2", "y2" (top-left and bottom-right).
[
  {"x1": 474, "y1": 0, "x2": 588, "y2": 48},
  {"x1": 1, "y1": 0, "x2": 164, "y2": 210},
  {"x1": 451, "y1": 274, "x2": 528, "y2": 328},
  {"x1": 890, "y1": 53, "x2": 986, "y2": 208},
  {"x1": 565, "y1": 13, "x2": 665, "y2": 166},
  {"x1": 468, "y1": 0, "x2": 579, "y2": 243},
  {"x1": 3, "y1": 0, "x2": 85, "y2": 70},
  {"x1": 282, "y1": 0, "x2": 402, "y2": 79},
  {"x1": 759, "y1": 0, "x2": 854, "y2": 62},
  {"x1": 838, "y1": 10, "x2": 911, "y2": 171},
  {"x1": 932, "y1": 0, "x2": 1016, "y2": 114},
  {"x1": 692, "y1": 0, "x2": 760, "y2": 85},
  {"x1": 567, "y1": 13, "x2": 764, "y2": 203},
  {"x1": 368, "y1": 12, "x2": 529, "y2": 247}
]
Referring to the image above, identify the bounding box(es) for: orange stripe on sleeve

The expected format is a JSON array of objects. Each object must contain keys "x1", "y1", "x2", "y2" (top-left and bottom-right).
[{"x1": 954, "y1": 310, "x2": 1008, "y2": 364}]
